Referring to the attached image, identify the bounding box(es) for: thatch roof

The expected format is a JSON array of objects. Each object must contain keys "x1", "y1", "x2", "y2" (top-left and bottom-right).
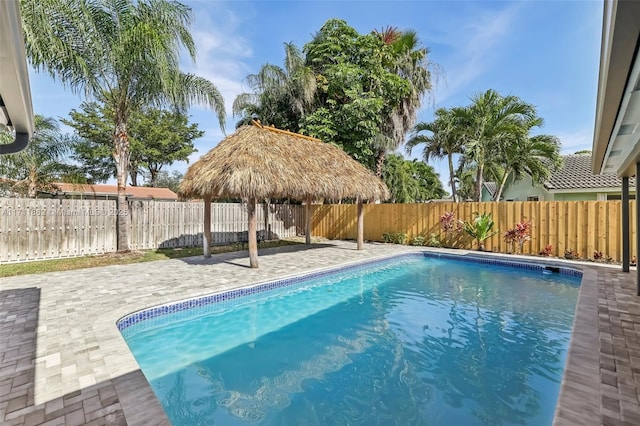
[{"x1": 179, "y1": 122, "x2": 390, "y2": 201}]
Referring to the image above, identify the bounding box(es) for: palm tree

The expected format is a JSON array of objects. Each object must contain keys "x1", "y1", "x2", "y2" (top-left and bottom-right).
[
  {"x1": 375, "y1": 27, "x2": 435, "y2": 175},
  {"x1": 233, "y1": 42, "x2": 316, "y2": 131},
  {"x1": 405, "y1": 108, "x2": 463, "y2": 202},
  {"x1": 454, "y1": 90, "x2": 536, "y2": 202},
  {"x1": 0, "y1": 116, "x2": 70, "y2": 197},
  {"x1": 492, "y1": 128, "x2": 563, "y2": 201},
  {"x1": 21, "y1": 0, "x2": 225, "y2": 251}
]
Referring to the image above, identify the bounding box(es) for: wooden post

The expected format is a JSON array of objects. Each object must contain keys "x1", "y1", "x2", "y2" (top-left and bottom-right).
[
  {"x1": 203, "y1": 195, "x2": 211, "y2": 258},
  {"x1": 263, "y1": 199, "x2": 270, "y2": 240},
  {"x1": 357, "y1": 200, "x2": 364, "y2": 250},
  {"x1": 305, "y1": 195, "x2": 312, "y2": 245},
  {"x1": 622, "y1": 177, "x2": 630, "y2": 272},
  {"x1": 636, "y1": 163, "x2": 640, "y2": 295},
  {"x1": 248, "y1": 197, "x2": 259, "y2": 268}
]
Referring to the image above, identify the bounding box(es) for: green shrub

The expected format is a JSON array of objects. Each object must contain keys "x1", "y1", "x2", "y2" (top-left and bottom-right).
[
  {"x1": 426, "y1": 233, "x2": 442, "y2": 248},
  {"x1": 381, "y1": 232, "x2": 407, "y2": 244},
  {"x1": 411, "y1": 236, "x2": 425, "y2": 246},
  {"x1": 393, "y1": 233, "x2": 407, "y2": 244}
]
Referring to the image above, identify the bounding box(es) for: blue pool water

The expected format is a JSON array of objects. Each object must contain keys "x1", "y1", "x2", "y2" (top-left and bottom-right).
[{"x1": 121, "y1": 255, "x2": 580, "y2": 425}]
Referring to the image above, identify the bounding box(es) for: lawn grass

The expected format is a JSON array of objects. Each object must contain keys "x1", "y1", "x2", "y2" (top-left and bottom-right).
[{"x1": 0, "y1": 239, "x2": 301, "y2": 278}]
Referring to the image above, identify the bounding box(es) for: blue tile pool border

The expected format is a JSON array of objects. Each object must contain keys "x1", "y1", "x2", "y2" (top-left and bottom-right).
[{"x1": 116, "y1": 251, "x2": 583, "y2": 332}]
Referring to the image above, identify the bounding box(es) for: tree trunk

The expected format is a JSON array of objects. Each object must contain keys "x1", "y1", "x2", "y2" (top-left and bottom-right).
[
  {"x1": 203, "y1": 195, "x2": 211, "y2": 258},
  {"x1": 150, "y1": 169, "x2": 159, "y2": 187},
  {"x1": 474, "y1": 163, "x2": 484, "y2": 202},
  {"x1": 305, "y1": 195, "x2": 312, "y2": 245},
  {"x1": 263, "y1": 199, "x2": 270, "y2": 240},
  {"x1": 494, "y1": 169, "x2": 511, "y2": 202},
  {"x1": 129, "y1": 168, "x2": 138, "y2": 186},
  {"x1": 27, "y1": 166, "x2": 37, "y2": 198},
  {"x1": 248, "y1": 197, "x2": 258, "y2": 268},
  {"x1": 114, "y1": 120, "x2": 130, "y2": 252},
  {"x1": 447, "y1": 153, "x2": 458, "y2": 202},
  {"x1": 357, "y1": 200, "x2": 364, "y2": 250},
  {"x1": 376, "y1": 151, "x2": 386, "y2": 178}
]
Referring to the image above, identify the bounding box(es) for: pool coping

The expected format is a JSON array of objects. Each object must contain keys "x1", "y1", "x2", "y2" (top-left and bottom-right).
[{"x1": 116, "y1": 248, "x2": 591, "y2": 425}]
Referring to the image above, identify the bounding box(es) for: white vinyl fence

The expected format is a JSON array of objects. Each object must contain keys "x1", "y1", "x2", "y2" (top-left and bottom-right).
[{"x1": 0, "y1": 198, "x2": 305, "y2": 263}]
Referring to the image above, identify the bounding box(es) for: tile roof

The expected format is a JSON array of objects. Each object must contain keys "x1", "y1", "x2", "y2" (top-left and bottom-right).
[
  {"x1": 483, "y1": 181, "x2": 497, "y2": 196},
  {"x1": 546, "y1": 154, "x2": 635, "y2": 190},
  {"x1": 52, "y1": 183, "x2": 178, "y2": 200}
]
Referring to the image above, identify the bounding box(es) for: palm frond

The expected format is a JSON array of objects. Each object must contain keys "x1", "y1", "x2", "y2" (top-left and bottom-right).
[{"x1": 175, "y1": 73, "x2": 226, "y2": 133}]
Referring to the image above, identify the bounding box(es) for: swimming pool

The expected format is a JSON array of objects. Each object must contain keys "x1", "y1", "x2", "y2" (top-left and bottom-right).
[{"x1": 119, "y1": 253, "x2": 580, "y2": 425}]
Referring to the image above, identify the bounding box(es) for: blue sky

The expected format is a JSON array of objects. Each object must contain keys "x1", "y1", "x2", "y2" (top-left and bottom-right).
[{"x1": 28, "y1": 0, "x2": 604, "y2": 191}]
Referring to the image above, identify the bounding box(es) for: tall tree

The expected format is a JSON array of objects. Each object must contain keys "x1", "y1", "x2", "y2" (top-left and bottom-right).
[
  {"x1": 64, "y1": 102, "x2": 203, "y2": 186},
  {"x1": 455, "y1": 166, "x2": 476, "y2": 202},
  {"x1": 134, "y1": 108, "x2": 202, "y2": 186},
  {"x1": 22, "y1": 0, "x2": 225, "y2": 251},
  {"x1": 63, "y1": 102, "x2": 116, "y2": 183},
  {"x1": 491, "y1": 126, "x2": 563, "y2": 201},
  {"x1": 382, "y1": 154, "x2": 445, "y2": 203},
  {"x1": 454, "y1": 90, "x2": 536, "y2": 201},
  {"x1": 375, "y1": 27, "x2": 435, "y2": 175},
  {"x1": 233, "y1": 42, "x2": 316, "y2": 131},
  {"x1": 152, "y1": 170, "x2": 183, "y2": 192},
  {"x1": 406, "y1": 108, "x2": 463, "y2": 202},
  {"x1": 0, "y1": 116, "x2": 70, "y2": 197},
  {"x1": 301, "y1": 19, "x2": 410, "y2": 170}
]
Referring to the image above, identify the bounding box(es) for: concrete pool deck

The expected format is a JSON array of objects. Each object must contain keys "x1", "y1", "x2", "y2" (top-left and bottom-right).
[{"x1": 0, "y1": 240, "x2": 638, "y2": 425}]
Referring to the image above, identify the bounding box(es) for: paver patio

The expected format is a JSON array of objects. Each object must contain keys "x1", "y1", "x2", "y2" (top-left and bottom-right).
[{"x1": 0, "y1": 240, "x2": 639, "y2": 425}]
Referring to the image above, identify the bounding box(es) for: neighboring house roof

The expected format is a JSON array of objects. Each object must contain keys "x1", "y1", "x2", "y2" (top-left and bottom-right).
[
  {"x1": 545, "y1": 154, "x2": 635, "y2": 190},
  {"x1": 0, "y1": 0, "x2": 34, "y2": 154},
  {"x1": 52, "y1": 183, "x2": 179, "y2": 200},
  {"x1": 483, "y1": 181, "x2": 497, "y2": 197}
]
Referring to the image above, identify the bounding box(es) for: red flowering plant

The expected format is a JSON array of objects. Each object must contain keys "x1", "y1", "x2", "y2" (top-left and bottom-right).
[
  {"x1": 539, "y1": 244, "x2": 553, "y2": 257},
  {"x1": 439, "y1": 211, "x2": 462, "y2": 247},
  {"x1": 503, "y1": 220, "x2": 532, "y2": 253}
]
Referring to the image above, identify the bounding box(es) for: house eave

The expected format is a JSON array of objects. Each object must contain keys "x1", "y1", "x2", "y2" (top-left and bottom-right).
[
  {"x1": 548, "y1": 187, "x2": 636, "y2": 194},
  {"x1": 0, "y1": 0, "x2": 34, "y2": 154},
  {"x1": 592, "y1": 0, "x2": 640, "y2": 177}
]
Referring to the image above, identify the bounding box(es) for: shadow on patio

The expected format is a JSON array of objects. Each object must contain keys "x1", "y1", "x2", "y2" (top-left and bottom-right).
[{"x1": 0, "y1": 287, "x2": 165, "y2": 425}]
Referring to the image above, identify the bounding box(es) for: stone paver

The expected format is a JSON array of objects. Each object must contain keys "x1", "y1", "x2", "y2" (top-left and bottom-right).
[{"x1": 1, "y1": 240, "x2": 639, "y2": 425}]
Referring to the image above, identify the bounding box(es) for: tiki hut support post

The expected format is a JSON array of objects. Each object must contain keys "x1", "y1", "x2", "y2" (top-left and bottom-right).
[
  {"x1": 203, "y1": 195, "x2": 212, "y2": 258},
  {"x1": 357, "y1": 200, "x2": 364, "y2": 250},
  {"x1": 248, "y1": 197, "x2": 259, "y2": 268},
  {"x1": 263, "y1": 199, "x2": 270, "y2": 240},
  {"x1": 305, "y1": 195, "x2": 312, "y2": 245}
]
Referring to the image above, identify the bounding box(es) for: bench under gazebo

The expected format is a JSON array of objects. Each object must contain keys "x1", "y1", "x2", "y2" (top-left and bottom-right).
[{"x1": 179, "y1": 121, "x2": 389, "y2": 268}]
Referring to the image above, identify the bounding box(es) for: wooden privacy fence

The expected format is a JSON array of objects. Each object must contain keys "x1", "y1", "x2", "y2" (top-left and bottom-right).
[
  {"x1": 3, "y1": 198, "x2": 632, "y2": 263},
  {"x1": 0, "y1": 198, "x2": 305, "y2": 262},
  {"x1": 311, "y1": 201, "x2": 635, "y2": 262},
  {"x1": 0, "y1": 198, "x2": 118, "y2": 262},
  {"x1": 127, "y1": 201, "x2": 305, "y2": 250}
]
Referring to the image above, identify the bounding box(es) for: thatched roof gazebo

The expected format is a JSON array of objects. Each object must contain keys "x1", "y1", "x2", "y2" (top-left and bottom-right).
[{"x1": 179, "y1": 121, "x2": 390, "y2": 268}]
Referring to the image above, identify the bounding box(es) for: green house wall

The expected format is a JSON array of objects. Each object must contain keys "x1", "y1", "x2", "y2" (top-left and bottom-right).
[{"x1": 501, "y1": 175, "x2": 551, "y2": 201}]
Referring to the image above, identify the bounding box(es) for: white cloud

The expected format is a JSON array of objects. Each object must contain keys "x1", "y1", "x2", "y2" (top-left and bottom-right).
[
  {"x1": 430, "y1": 2, "x2": 524, "y2": 106},
  {"x1": 180, "y1": 3, "x2": 255, "y2": 126}
]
